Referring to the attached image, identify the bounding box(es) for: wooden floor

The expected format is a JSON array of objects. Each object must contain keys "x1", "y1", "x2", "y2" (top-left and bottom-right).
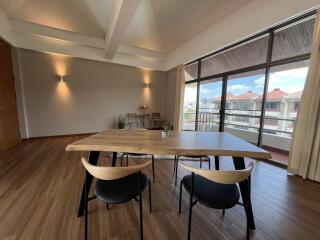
[{"x1": 0, "y1": 136, "x2": 320, "y2": 240}]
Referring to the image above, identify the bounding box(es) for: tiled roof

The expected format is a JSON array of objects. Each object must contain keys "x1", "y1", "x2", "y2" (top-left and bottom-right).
[
  {"x1": 231, "y1": 91, "x2": 258, "y2": 100},
  {"x1": 257, "y1": 88, "x2": 288, "y2": 100},
  {"x1": 206, "y1": 88, "x2": 301, "y2": 102}
]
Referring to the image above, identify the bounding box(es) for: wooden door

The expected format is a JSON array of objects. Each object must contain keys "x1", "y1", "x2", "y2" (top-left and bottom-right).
[{"x1": 0, "y1": 39, "x2": 20, "y2": 151}]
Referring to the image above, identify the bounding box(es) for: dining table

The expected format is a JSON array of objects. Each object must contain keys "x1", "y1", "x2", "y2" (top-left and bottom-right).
[{"x1": 66, "y1": 129, "x2": 271, "y2": 230}]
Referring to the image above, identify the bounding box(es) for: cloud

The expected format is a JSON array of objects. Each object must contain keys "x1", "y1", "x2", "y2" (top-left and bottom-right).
[
  {"x1": 268, "y1": 67, "x2": 308, "y2": 93},
  {"x1": 254, "y1": 77, "x2": 265, "y2": 87},
  {"x1": 254, "y1": 67, "x2": 308, "y2": 93},
  {"x1": 228, "y1": 84, "x2": 250, "y2": 91}
]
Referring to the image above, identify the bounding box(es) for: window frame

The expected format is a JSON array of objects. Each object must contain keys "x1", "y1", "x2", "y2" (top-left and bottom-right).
[{"x1": 183, "y1": 10, "x2": 316, "y2": 146}]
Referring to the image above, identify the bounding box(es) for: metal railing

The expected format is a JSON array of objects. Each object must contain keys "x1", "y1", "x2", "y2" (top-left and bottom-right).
[{"x1": 183, "y1": 109, "x2": 295, "y2": 135}]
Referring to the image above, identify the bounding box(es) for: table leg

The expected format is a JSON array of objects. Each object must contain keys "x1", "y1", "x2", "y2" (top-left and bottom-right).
[
  {"x1": 112, "y1": 152, "x2": 117, "y2": 167},
  {"x1": 232, "y1": 156, "x2": 255, "y2": 230},
  {"x1": 77, "y1": 151, "x2": 100, "y2": 217},
  {"x1": 214, "y1": 156, "x2": 220, "y2": 170}
]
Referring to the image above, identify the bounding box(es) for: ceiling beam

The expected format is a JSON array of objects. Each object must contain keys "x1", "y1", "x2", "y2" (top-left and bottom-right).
[{"x1": 105, "y1": 0, "x2": 141, "y2": 59}]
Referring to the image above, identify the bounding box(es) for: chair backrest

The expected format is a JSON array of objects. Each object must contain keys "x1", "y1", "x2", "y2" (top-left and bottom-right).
[
  {"x1": 82, "y1": 157, "x2": 151, "y2": 180},
  {"x1": 179, "y1": 162, "x2": 254, "y2": 184},
  {"x1": 125, "y1": 113, "x2": 138, "y2": 123},
  {"x1": 151, "y1": 113, "x2": 161, "y2": 119}
]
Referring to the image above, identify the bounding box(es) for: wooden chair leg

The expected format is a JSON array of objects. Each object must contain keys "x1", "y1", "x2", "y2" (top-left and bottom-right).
[{"x1": 126, "y1": 154, "x2": 129, "y2": 167}]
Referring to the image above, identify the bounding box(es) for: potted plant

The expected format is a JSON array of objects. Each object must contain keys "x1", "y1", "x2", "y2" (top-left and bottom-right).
[{"x1": 117, "y1": 115, "x2": 125, "y2": 129}]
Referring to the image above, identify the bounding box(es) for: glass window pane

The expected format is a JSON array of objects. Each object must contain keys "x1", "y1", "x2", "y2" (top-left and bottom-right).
[
  {"x1": 272, "y1": 17, "x2": 315, "y2": 61},
  {"x1": 262, "y1": 60, "x2": 310, "y2": 151},
  {"x1": 182, "y1": 83, "x2": 197, "y2": 130},
  {"x1": 198, "y1": 78, "x2": 222, "y2": 132},
  {"x1": 225, "y1": 69, "x2": 266, "y2": 144},
  {"x1": 185, "y1": 62, "x2": 198, "y2": 81},
  {"x1": 201, "y1": 34, "x2": 269, "y2": 77}
]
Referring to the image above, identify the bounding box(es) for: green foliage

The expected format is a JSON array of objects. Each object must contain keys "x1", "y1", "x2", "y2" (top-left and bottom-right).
[{"x1": 117, "y1": 115, "x2": 125, "y2": 129}]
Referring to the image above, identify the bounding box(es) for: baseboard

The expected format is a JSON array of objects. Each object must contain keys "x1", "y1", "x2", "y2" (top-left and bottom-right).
[{"x1": 22, "y1": 132, "x2": 96, "y2": 140}]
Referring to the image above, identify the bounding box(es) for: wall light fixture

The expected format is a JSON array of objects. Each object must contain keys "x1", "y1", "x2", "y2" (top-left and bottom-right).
[
  {"x1": 145, "y1": 83, "x2": 151, "y2": 88},
  {"x1": 59, "y1": 75, "x2": 65, "y2": 82}
]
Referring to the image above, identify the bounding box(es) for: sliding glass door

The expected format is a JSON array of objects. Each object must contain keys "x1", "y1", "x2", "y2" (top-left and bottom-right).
[
  {"x1": 262, "y1": 61, "x2": 310, "y2": 151},
  {"x1": 182, "y1": 82, "x2": 198, "y2": 130},
  {"x1": 225, "y1": 70, "x2": 265, "y2": 144},
  {"x1": 198, "y1": 78, "x2": 222, "y2": 132}
]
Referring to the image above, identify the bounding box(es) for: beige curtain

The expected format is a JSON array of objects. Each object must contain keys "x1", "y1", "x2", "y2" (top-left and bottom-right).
[
  {"x1": 173, "y1": 65, "x2": 185, "y2": 130},
  {"x1": 288, "y1": 10, "x2": 320, "y2": 182}
]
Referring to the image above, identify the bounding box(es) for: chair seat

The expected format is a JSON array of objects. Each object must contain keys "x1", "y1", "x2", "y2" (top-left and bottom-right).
[
  {"x1": 95, "y1": 172, "x2": 148, "y2": 204},
  {"x1": 182, "y1": 174, "x2": 240, "y2": 209}
]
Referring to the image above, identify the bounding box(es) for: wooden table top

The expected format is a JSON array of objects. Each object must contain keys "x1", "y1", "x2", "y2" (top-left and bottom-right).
[{"x1": 66, "y1": 129, "x2": 271, "y2": 159}]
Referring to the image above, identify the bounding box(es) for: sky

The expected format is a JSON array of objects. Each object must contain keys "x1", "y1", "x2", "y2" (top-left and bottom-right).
[{"x1": 184, "y1": 67, "x2": 309, "y2": 104}]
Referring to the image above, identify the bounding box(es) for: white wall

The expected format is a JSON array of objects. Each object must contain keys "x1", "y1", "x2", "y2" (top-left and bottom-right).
[
  {"x1": 165, "y1": 0, "x2": 320, "y2": 69},
  {"x1": 16, "y1": 49, "x2": 166, "y2": 138}
]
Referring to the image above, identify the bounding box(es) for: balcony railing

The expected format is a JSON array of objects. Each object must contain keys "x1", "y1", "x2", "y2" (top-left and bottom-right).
[{"x1": 183, "y1": 108, "x2": 296, "y2": 150}]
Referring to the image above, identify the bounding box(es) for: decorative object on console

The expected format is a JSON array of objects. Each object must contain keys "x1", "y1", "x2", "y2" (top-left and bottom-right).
[{"x1": 117, "y1": 115, "x2": 125, "y2": 129}]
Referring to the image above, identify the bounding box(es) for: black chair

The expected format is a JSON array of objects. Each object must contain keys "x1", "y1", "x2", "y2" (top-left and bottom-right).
[
  {"x1": 173, "y1": 155, "x2": 211, "y2": 185},
  {"x1": 173, "y1": 130, "x2": 220, "y2": 185},
  {"x1": 82, "y1": 157, "x2": 152, "y2": 240},
  {"x1": 178, "y1": 162, "x2": 254, "y2": 240},
  {"x1": 151, "y1": 112, "x2": 162, "y2": 128},
  {"x1": 120, "y1": 153, "x2": 155, "y2": 182},
  {"x1": 120, "y1": 128, "x2": 157, "y2": 182}
]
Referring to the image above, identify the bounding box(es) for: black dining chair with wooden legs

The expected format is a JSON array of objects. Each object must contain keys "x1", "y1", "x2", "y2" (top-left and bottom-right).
[
  {"x1": 178, "y1": 162, "x2": 254, "y2": 240},
  {"x1": 82, "y1": 157, "x2": 152, "y2": 240}
]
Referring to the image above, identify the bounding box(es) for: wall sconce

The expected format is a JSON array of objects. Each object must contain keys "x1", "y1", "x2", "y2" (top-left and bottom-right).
[
  {"x1": 59, "y1": 75, "x2": 65, "y2": 82},
  {"x1": 145, "y1": 83, "x2": 151, "y2": 88}
]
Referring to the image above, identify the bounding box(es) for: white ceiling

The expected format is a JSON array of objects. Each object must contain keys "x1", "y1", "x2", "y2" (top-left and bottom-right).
[
  {"x1": 2, "y1": 0, "x2": 316, "y2": 70},
  {"x1": 0, "y1": 0, "x2": 116, "y2": 38},
  {"x1": 0, "y1": 0, "x2": 250, "y2": 53},
  {"x1": 148, "y1": 0, "x2": 251, "y2": 53}
]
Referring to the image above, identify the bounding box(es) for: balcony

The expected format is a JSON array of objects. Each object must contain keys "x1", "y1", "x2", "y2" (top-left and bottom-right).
[{"x1": 183, "y1": 111, "x2": 292, "y2": 165}]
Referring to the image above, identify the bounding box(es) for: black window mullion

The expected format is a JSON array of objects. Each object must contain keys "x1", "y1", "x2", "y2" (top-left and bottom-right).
[
  {"x1": 219, "y1": 76, "x2": 227, "y2": 132},
  {"x1": 258, "y1": 31, "x2": 274, "y2": 146},
  {"x1": 195, "y1": 60, "x2": 201, "y2": 131}
]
